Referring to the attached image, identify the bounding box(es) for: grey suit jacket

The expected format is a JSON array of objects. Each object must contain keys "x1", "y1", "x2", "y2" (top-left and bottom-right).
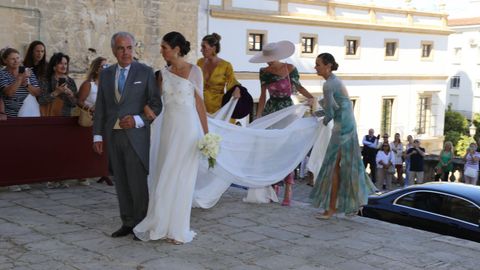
[{"x1": 93, "y1": 61, "x2": 162, "y2": 171}]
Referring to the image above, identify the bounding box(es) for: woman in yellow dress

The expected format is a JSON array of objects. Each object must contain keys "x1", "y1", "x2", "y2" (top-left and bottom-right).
[{"x1": 197, "y1": 33, "x2": 240, "y2": 115}]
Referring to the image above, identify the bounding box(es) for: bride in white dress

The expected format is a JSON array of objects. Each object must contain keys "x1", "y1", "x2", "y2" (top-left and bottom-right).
[{"x1": 133, "y1": 32, "x2": 208, "y2": 244}]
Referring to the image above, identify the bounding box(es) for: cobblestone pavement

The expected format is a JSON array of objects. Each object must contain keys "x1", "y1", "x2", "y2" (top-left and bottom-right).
[{"x1": 1, "y1": 179, "x2": 480, "y2": 270}]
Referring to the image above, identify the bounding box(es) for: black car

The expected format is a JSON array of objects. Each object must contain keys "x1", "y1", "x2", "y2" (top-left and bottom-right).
[{"x1": 360, "y1": 182, "x2": 480, "y2": 242}]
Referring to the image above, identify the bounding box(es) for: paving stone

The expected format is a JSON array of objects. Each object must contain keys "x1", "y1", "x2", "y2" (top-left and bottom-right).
[
  {"x1": 335, "y1": 260, "x2": 384, "y2": 270},
  {"x1": 254, "y1": 238, "x2": 291, "y2": 249},
  {"x1": 246, "y1": 226, "x2": 304, "y2": 241},
  {"x1": 55, "y1": 229, "x2": 106, "y2": 242},
  {"x1": 294, "y1": 265, "x2": 330, "y2": 270},
  {"x1": 228, "y1": 231, "x2": 269, "y2": 242},
  {"x1": 229, "y1": 265, "x2": 265, "y2": 270},
  {"x1": 24, "y1": 239, "x2": 73, "y2": 252},
  {"x1": 253, "y1": 254, "x2": 307, "y2": 269},
  {"x1": 141, "y1": 257, "x2": 207, "y2": 270},
  {"x1": 0, "y1": 263, "x2": 14, "y2": 270},
  {"x1": 8, "y1": 232, "x2": 50, "y2": 245},
  {"x1": 0, "y1": 199, "x2": 15, "y2": 208},
  {"x1": 217, "y1": 216, "x2": 258, "y2": 228},
  {"x1": 357, "y1": 254, "x2": 392, "y2": 266}
]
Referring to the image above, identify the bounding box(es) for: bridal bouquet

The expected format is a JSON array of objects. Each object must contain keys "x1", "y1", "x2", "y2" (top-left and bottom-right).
[{"x1": 198, "y1": 133, "x2": 222, "y2": 169}]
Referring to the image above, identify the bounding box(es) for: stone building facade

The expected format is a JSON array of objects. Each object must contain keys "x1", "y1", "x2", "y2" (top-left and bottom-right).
[{"x1": 0, "y1": 0, "x2": 201, "y2": 77}]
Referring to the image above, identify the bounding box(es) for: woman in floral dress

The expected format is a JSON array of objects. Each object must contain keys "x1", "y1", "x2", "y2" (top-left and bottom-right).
[{"x1": 250, "y1": 40, "x2": 314, "y2": 206}]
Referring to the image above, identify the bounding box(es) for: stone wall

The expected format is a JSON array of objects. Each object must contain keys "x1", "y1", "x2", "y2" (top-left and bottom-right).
[{"x1": 0, "y1": 0, "x2": 200, "y2": 79}]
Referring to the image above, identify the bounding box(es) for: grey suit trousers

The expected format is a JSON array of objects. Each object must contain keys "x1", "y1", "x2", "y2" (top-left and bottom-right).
[{"x1": 110, "y1": 130, "x2": 148, "y2": 228}]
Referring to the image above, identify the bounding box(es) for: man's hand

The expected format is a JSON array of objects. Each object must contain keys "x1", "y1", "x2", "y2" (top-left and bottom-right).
[
  {"x1": 93, "y1": 141, "x2": 103, "y2": 155},
  {"x1": 119, "y1": 115, "x2": 135, "y2": 129}
]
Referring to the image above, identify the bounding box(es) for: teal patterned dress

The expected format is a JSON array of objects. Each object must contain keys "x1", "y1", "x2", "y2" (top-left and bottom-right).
[
  {"x1": 260, "y1": 66, "x2": 301, "y2": 116},
  {"x1": 310, "y1": 74, "x2": 376, "y2": 214}
]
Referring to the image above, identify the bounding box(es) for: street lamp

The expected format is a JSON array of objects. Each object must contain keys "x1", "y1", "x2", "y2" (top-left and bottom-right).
[{"x1": 469, "y1": 123, "x2": 477, "y2": 137}]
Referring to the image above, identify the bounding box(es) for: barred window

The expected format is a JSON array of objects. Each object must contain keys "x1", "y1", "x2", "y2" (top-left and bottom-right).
[
  {"x1": 248, "y1": 33, "x2": 264, "y2": 51},
  {"x1": 385, "y1": 42, "x2": 397, "y2": 57},
  {"x1": 422, "y1": 44, "x2": 432, "y2": 58},
  {"x1": 381, "y1": 98, "x2": 394, "y2": 135},
  {"x1": 301, "y1": 37, "x2": 315, "y2": 54},
  {"x1": 417, "y1": 97, "x2": 430, "y2": 134},
  {"x1": 346, "y1": 39, "x2": 358, "y2": 55},
  {"x1": 450, "y1": 76, "x2": 460, "y2": 89}
]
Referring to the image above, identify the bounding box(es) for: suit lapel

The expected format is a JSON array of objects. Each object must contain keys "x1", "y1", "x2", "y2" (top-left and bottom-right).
[{"x1": 103, "y1": 66, "x2": 119, "y2": 104}]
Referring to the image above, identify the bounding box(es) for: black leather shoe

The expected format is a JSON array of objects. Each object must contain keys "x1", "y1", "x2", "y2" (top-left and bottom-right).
[{"x1": 111, "y1": 226, "x2": 133, "y2": 237}]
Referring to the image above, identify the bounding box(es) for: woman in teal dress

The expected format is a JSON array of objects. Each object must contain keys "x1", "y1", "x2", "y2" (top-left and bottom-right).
[
  {"x1": 310, "y1": 53, "x2": 376, "y2": 219},
  {"x1": 434, "y1": 141, "x2": 454, "y2": 181}
]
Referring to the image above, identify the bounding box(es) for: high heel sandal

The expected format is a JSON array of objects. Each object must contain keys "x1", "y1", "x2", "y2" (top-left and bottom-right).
[
  {"x1": 281, "y1": 199, "x2": 291, "y2": 206},
  {"x1": 315, "y1": 211, "x2": 335, "y2": 220},
  {"x1": 166, "y1": 238, "x2": 183, "y2": 245}
]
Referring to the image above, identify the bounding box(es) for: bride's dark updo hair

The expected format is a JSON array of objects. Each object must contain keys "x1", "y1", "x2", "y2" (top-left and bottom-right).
[
  {"x1": 202, "y1": 33, "x2": 222, "y2": 54},
  {"x1": 317, "y1": 53, "x2": 339, "y2": 71},
  {"x1": 162, "y1": 31, "x2": 191, "y2": 56}
]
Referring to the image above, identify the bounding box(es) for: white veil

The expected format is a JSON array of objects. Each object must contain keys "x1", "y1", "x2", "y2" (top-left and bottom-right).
[{"x1": 192, "y1": 101, "x2": 332, "y2": 208}]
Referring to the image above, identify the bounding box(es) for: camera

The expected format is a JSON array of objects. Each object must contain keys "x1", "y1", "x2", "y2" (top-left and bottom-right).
[
  {"x1": 58, "y1": 77, "x2": 67, "y2": 85},
  {"x1": 18, "y1": 66, "x2": 25, "y2": 74}
]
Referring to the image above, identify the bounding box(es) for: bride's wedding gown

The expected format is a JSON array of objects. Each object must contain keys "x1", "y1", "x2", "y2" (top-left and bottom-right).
[{"x1": 133, "y1": 65, "x2": 204, "y2": 243}]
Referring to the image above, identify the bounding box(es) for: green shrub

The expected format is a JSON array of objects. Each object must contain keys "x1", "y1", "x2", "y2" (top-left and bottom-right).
[
  {"x1": 444, "y1": 107, "x2": 468, "y2": 134},
  {"x1": 455, "y1": 135, "x2": 475, "y2": 157}
]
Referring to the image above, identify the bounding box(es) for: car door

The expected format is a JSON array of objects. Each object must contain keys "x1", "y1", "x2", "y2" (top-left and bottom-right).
[
  {"x1": 394, "y1": 191, "x2": 450, "y2": 234},
  {"x1": 443, "y1": 196, "x2": 480, "y2": 242}
]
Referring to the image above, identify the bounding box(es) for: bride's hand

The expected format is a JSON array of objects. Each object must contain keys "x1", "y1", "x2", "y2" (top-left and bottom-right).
[
  {"x1": 233, "y1": 87, "x2": 241, "y2": 98},
  {"x1": 144, "y1": 105, "x2": 156, "y2": 121}
]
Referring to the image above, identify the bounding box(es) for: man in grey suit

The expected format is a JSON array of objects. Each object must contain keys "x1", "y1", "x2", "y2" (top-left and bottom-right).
[{"x1": 93, "y1": 32, "x2": 162, "y2": 240}]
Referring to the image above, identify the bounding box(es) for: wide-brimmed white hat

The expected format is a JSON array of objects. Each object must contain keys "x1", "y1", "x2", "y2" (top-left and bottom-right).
[{"x1": 249, "y1": 40, "x2": 295, "y2": 63}]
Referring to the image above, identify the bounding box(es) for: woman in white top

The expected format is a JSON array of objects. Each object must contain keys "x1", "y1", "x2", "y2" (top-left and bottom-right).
[
  {"x1": 78, "y1": 57, "x2": 107, "y2": 112},
  {"x1": 77, "y1": 56, "x2": 108, "y2": 186},
  {"x1": 463, "y1": 143, "x2": 480, "y2": 185},
  {"x1": 390, "y1": 133, "x2": 404, "y2": 186},
  {"x1": 376, "y1": 142, "x2": 395, "y2": 191}
]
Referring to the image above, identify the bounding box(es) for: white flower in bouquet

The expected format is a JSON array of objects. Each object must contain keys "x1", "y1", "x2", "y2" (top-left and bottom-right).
[{"x1": 198, "y1": 133, "x2": 221, "y2": 169}]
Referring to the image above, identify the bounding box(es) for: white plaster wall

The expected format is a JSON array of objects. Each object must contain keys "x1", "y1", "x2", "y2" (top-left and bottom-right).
[
  {"x1": 376, "y1": 12, "x2": 408, "y2": 24},
  {"x1": 232, "y1": 0, "x2": 278, "y2": 11},
  {"x1": 209, "y1": 17, "x2": 449, "y2": 75},
  {"x1": 287, "y1": 3, "x2": 327, "y2": 17},
  {"x1": 335, "y1": 8, "x2": 370, "y2": 21},
  {"x1": 413, "y1": 15, "x2": 443, "y2": 26},
  {"x1": 209, "y1": 0, "x2": 222, "y2": 6},
  {"x1": 447, "y1": 26, "x2": 480, "y2": 119}
]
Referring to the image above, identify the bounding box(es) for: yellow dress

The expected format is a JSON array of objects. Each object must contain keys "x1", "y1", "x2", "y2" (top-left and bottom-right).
[{"x1": 197, "y1": 58, "x2": 239, "y2": 114}]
